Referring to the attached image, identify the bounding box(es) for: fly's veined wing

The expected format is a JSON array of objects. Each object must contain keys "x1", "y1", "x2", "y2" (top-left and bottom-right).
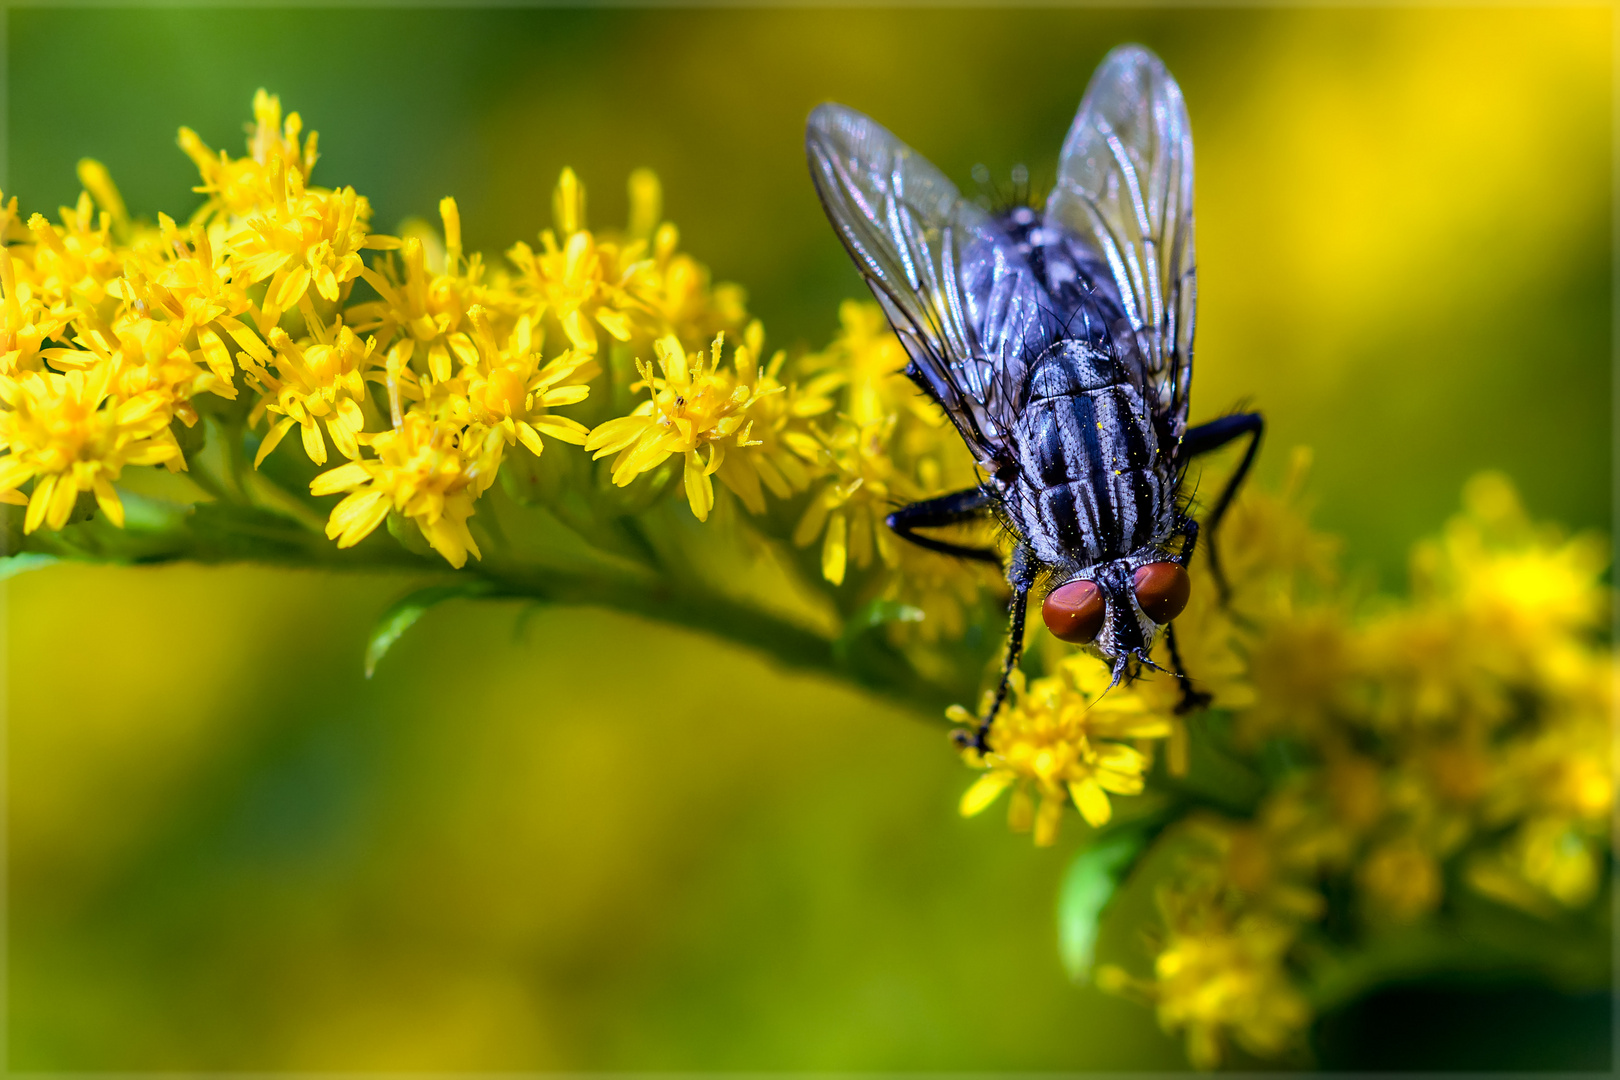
[
  {"x1": 1045, "y1": 45, "x2": 1196, "y2": 442},
  {"x1": 806, "y1": 103, "x2": 1055, "y2": 473}
]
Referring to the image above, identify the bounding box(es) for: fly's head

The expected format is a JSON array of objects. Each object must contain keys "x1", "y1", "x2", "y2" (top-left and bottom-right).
[{"x1": 1038, "y1": 548, "x2": 1191, "y2": 685}]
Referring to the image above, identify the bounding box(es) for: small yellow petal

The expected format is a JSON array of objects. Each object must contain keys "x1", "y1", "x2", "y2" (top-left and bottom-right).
[
  {"x1": 310, "y1": 462, "x2": 371, "y2": 496},
  {"x1": 92, "y1": 475, "x2": 124, "y2": 528},
  {"x1": 299, "y1": 419, "x2": 328, "y2": 466},
  {"x1": 532, "y1": 415, "x2": 589, "y2": 445},
  {"x1": 24, "y1": 474, "x2": 54, "y2": 533},
  {"x1": 821, "y1": 510, "x2": 848, "y2": 585},
  {"x1": 1069, "y1": 779, "x2": 1113, "y2": 828},
  {"x1": 255, "y1": 418, "x2": 296, "y2": 468},
  {"x1": 1034, "y1": 795, "x2": 1066, "y2": 846},
  {"x1": 960, "y1": 772, "x2": 1014, "y2": 817},
  {"x1": 683, "y1": 451, "x2": 714, "y2": 521}
]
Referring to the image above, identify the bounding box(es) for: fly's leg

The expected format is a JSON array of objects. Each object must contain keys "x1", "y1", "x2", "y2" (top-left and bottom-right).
[
  {"x1": 952, "y1": 544, "x2": 1034, "y2": 755},
  {"x1": 886, "y1": 487, "x2": 1001, "y2": 563},
  {"x1": 1176, "y1": 516, "x2": 1199, "y2": 566},
  {"x1": 1181, "y1": 412, "x2": 1264, "y2": 602},
  {"x1": 1164, "y1": 622, "x2": 1211, "y2": 715},
  {"x1": 1166, "y1": 518, "x2": 1211, "y2": 712}
]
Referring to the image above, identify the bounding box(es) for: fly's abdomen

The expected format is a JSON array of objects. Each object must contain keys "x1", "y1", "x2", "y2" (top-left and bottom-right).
[{"x1": 1012, "y1": 345, "x2": 1170, "y2": 564}]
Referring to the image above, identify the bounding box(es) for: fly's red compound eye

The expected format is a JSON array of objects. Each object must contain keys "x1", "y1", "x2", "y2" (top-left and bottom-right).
[
  {"x1": 1133, "y1": 562, "x2": 1190, "y2": 624},
  {"x1": 1043, "y1": 579, "x2": 1105, "y2": 644}
]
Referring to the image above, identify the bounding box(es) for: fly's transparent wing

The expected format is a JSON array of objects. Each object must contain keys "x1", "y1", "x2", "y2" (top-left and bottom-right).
[
  {"x1": 1045, "y1": 45, "x2": 1195, "y2": 443},
  {"x1": 807, "y1": 103, "x2": 1055, "y2": 472}
]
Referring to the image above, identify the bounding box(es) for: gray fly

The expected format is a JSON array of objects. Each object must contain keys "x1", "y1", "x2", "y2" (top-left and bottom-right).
[{"x1": 805, "y1": 45, "x2": 1263, "y2": 751}]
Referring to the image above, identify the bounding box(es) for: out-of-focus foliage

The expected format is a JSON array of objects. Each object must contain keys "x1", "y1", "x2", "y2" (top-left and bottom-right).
[
  {"x1": 1075, "y1": 466, "x2": 1610, "y2": 1068},
  {"x1": 6, "y1": 6, "x2": 1609, "y2": 1072}
]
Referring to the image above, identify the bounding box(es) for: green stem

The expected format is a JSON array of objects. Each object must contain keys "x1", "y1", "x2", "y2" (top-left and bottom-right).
[
  {"x1": 462, "y1": 555, "x2": 960, "y2": 718},
  {"x1": 4, "y1": 500, "x2": 962, "y2": 721}
]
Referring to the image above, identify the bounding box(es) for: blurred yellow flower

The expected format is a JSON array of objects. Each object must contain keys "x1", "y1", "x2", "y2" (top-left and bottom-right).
[
  {"x1": 507, "y1": 168, "x2": 644, "y2": 354},
  {"x1": 179, "y1": 90, "x2": 318, "y2": 223},
  {"x1": 1144, "y1": 884, "x2": 1310, "y2": 1069},
  {"x1": 793, "y1": 414, "x2": 911, "y2": 585},
  {"x1": 1357, "y1": 835, "x2": 1442, "y2": 923},
  {"x1": 802, "y1": 299, "x2": 914, "y2": 426},
  {"x1": 349, "y1": 199, "x2": 505, "y2": 385}
]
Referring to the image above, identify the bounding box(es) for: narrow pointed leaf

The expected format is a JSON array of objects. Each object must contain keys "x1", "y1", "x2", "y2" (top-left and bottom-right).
[
  {"x1": 365, "y1": 581, "x2": 498, "y2": 678},
  {"x1": 1057, "y1": 824, "x2": 1155, "y2": 983}
]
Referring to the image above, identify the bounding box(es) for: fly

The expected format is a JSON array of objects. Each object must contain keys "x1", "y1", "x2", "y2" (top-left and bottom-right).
[{"x1": 805, "y1": 45, "x2": 1263, "y2": 751}]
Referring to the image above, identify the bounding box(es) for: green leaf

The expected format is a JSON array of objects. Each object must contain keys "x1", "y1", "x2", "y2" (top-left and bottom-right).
[
  {"x1": 386, "y1": 510, "x2": 435, "y2": 557},
  {"x1": 365, "y1": 581, "x2": 499, "y2": 678},
  {"x1": 832, "y1": 598, "x2": 924, "y2": 663},
  {"x1": 1058, "y1": 825, "x2": 1156, "y2": 982},
  {"x1": 0, "y1": 552, "x2": 57, "y2": 580}
]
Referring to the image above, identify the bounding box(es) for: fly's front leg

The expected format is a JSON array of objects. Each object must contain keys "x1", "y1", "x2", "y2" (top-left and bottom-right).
[
  {"x1": 1181, "y1": 412, "x2": 1263, "y2": 602},
  {"x1": 952, "y1": 543, "x2": 1035, "y2": 754},
  {"x1": 886, "y1": 486, "x2": 1001, "y2": 563},
  {"x1": 892, "y1": 486, "x2": 1019, "y2": 753}
]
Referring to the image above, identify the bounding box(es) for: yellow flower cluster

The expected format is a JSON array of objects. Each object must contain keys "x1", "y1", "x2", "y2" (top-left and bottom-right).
[
  {"x1": 955, "y1": 660, "x2": 1170, "y2": 845},
  {"x1": 585, "y1": 325, "x2": 813, "y2": 522},
  {"x1": 1208, "y1": 471, "x2": 1612, "y2": 922},
  {"x1": 1034, "y1": 462, "x2": 1615, "y2": 1067},
  {"x1": 0, "y1": 92, "x2": 993, "y2": 626}
]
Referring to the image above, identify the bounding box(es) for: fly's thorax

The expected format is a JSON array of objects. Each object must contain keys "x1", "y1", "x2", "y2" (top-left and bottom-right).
[
  {"x1": 1006, "y1": 366, "x2": 1176, "y2": 567},
  {"x1": 1025, "y1": 339, "x2": 1117, "y2": 399}
]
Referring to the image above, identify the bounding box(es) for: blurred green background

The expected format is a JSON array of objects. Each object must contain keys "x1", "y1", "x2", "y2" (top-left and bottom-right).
[{"x1": 4, "y1": 6, "x2": 1610, "y2": 1069}]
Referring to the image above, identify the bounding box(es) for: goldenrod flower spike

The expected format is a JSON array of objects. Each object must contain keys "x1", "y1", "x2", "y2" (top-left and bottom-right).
[{"x1": 954, "y1": 661, "x2": 1164, "y2": 847}]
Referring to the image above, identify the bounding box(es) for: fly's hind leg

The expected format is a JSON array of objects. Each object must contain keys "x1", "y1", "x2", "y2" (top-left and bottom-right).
[
  {"x1": 1181, "y1": 412, "x2": 1264, "y2": 602},
  {"x1": 1164, "y1": 622, "x2": 1211, "y2": 716},
  {"x1": 885, "y1": 487, "x2": 1001, "y2": 563},
  {"x1": 1163, "y1": 518, "x2": 1211, "y2": 714}
]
